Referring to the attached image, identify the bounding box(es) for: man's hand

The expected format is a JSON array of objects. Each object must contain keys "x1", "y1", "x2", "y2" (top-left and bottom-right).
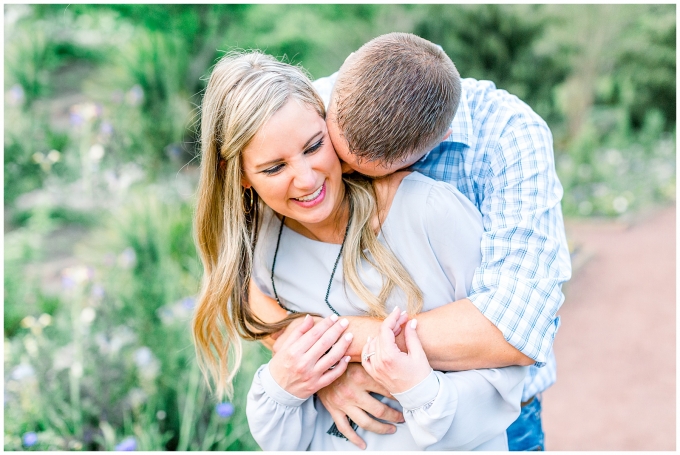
[{"x1": 316, "y1": 363, "x2": 405, "y2": 450}]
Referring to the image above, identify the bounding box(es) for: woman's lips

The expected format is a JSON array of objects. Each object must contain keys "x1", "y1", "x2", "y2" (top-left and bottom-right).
[{"x1": 291, "y1": 181, "x2": 326, "y2": 208}]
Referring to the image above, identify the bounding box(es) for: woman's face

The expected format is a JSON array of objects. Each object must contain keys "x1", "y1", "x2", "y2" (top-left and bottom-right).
[{"x1": 241, "y1": 99, "x2": 344, "y2": 230}]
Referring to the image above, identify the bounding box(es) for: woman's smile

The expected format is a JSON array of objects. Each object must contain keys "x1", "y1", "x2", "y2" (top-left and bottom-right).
[{"x1": 291, "y1": 181, "x2": 326, "y2": 207}]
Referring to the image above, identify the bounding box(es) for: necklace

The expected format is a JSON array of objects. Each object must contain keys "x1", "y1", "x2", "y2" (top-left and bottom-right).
[{"x1": 270, "y1": 210, "x2": 352, "y2": 317}]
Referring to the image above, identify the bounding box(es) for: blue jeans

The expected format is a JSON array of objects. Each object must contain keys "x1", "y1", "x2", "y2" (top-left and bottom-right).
[{"x1": 506, "y1": 394, "x2": 544, "y2": 451}]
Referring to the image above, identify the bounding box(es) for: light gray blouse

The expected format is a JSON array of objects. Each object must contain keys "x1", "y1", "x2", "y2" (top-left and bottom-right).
[{"x1": 247, "y1": 172, "x2": 528, "y2": 451}]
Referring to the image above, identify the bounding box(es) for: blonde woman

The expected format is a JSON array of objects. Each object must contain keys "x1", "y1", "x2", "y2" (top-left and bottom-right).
[{"x1": 192, "y1": 51, "x2": 528, "y2": 451}]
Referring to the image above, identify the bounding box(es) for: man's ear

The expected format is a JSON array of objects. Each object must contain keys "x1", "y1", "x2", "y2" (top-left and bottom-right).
[
  {"x1": 340, "y1": 161, "x2": 355, "y2": 174},
  {"x1": 442, "y1": 128, "x2": 453, "y2": 141}
]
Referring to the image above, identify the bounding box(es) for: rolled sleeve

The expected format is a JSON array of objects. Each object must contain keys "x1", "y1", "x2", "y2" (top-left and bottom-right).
[{"x1": 468, "y1": 117, "x2": 571, "y2": 365}]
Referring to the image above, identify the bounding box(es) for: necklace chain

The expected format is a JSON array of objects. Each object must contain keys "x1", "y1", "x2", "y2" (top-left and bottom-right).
[{"x1": 270, "y1": 211, "x2": 352, "y2": 317}]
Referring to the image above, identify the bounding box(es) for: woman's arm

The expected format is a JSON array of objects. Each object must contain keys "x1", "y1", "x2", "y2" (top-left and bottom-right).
[
  {"x1": 362, "y1": 309, "x2": 528, "y2": 450},
  {"x1": 247, "y1": 363, "x2": 318, "y2": 451},
  {"x1": 248, "y1": 279, "x2": 289, "y2": 350},
  {"x1": 396, "y1": 367, "x2": 528, "y2": 450}
]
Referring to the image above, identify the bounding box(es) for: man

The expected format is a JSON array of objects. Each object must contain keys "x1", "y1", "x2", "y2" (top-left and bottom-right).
[{"x1": 261, "y1": 32, "x2": 571, "y2": 451}]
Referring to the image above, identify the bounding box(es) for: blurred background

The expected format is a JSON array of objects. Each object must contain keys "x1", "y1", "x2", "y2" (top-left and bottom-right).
[{"x1": 3, "y1": 4, "x2": 675, "y2": 451}]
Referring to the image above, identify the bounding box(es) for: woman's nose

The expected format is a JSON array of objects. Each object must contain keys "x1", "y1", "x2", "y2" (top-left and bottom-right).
[{"x1": 292, "y1": 162, "x2": 317, "y2": 189}]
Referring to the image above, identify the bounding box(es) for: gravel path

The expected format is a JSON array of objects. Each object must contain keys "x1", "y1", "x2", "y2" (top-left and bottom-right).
[{"x1": 542, "y1": 205, "x2": 676, "y2": 450}]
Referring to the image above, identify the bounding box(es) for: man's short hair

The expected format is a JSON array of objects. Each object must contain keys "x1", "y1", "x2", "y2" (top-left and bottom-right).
[{"x1": 332, "y1": 32, "x2": 461, "y2": 165}]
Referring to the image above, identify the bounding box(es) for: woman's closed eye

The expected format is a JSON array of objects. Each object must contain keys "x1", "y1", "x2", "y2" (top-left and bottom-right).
[
  {"x1": 260, "y1": 139, "x2": 324, "y2": 175},
  {"x1": 262, "y1": 163, "x2": 285, "y2": 175},
  {"x1": 304, "y1": 138, "x2": 324, "y2": 155}
]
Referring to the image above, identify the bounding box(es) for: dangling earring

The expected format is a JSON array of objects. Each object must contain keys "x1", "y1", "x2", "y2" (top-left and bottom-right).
[{"x1": 243, "y1": 187, "x2": 254, "y2": 214}]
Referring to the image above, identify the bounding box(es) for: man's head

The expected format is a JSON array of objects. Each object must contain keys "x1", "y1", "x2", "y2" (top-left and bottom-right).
[{"x1": 327, "y1": 32, "x2": 461, "y2": 177}]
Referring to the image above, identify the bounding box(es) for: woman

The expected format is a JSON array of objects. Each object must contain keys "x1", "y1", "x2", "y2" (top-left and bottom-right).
[{"x1": 192, "y1": 51, "x2": 528, "y2": 450}]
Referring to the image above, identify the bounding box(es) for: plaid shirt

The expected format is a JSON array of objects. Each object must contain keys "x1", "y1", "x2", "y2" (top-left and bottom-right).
[{"x1": 314, "y1": 75, "x2": 572, "y2": 400}]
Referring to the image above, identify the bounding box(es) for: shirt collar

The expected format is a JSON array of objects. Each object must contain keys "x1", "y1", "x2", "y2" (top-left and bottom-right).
[
  {"x1": 418, "y1": 85, "x2": 472, "y2": 162},
  {"x1": 447, "y1": 85, "x2": 473, "y2": 148}
]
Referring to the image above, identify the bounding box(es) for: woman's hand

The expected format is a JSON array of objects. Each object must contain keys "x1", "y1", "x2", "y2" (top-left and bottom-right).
[
  {"x1": 271, "y1": 314, "x2": 323, "y2": 354},
  {"x1": 361, "y1": 307, "x2": 432, "y2": 394},
  {"x1": 268, "y1": 314, "x2": 353, "y2": 400}
]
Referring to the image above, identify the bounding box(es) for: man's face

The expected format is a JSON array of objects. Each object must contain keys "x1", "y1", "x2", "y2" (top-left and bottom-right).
[{"x1": 326, "y1": 107, "x2": 426, "y2": 177}]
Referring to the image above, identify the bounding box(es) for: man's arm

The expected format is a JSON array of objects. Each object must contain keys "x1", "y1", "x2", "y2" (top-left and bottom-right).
[
  {"x1": 253, "y1": 276, "x2": 532, "y2": 369},
  {"x1": 341, "y1": 298, "x2": 533, "y2": 369},
  {"x1": 464, "y1": 114, "x2": 572, "y2": 366}
]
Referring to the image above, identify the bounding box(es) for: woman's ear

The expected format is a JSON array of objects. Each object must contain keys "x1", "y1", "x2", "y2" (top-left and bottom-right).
[{"x1": 241, "y1": 175, "x2": 252, "y2": 189}]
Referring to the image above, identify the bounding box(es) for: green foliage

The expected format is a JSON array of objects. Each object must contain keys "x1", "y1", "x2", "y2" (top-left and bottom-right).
[
  {"x1": 414, "y1": 5, "x2": 570, "y2": 124},
  {"x1": 606, "y1": 5, "x2": 676, "y2": 130},
  {"x1": 4, "y1": 181, "x2": 270, "y2": 450},
  {"x1": 4, "y1": 205, "x2": 60, "y2": 337},
  {"x1": 3, "y1": 108, "x2": 57, "y2": 204},
  {"x1": 558, "y1": 114, "x2": 675, "y2": 217},
  {"x1": 230, "y1": 4, "x2": 404, "y2": 78}
]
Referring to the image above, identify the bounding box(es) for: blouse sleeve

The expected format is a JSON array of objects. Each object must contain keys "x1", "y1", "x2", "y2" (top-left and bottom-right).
[
  {"x1": 246, "y1": 363, "x2": 318, "y2": 451},
  {"x1": 392, "y1": 365, "x2": 528, "y2": 450}
]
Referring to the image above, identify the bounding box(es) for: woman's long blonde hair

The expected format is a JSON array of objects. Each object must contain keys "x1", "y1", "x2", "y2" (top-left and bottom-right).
[{"x1": 193, "y1": 51, "x2": 422, "y2": 400}]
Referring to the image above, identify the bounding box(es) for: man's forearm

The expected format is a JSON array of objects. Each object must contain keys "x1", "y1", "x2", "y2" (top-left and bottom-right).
[
  {"x1": 344, "y1": 298, "x2": 533, "y2": 371},
  {"x1": 250, "y1": 276, "x2": 533, "y2": 370}
]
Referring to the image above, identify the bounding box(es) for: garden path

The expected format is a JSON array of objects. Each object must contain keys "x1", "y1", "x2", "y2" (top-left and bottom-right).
[{"x1": 542, "y1": 204, "x2": 676, "y2": 450}]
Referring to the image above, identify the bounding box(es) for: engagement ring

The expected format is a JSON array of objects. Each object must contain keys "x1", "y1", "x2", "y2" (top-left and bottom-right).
[{"x1": 362, "y1": 352, "x2": 376, "y2": 362}]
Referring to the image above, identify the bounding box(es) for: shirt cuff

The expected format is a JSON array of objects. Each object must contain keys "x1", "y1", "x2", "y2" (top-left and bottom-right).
[
  {"x1": 259, "y1": 363, "x2": 309, "y2": 407},
  {"x1": 392, "y1": 369, "x2": 439, "y2": 411}
]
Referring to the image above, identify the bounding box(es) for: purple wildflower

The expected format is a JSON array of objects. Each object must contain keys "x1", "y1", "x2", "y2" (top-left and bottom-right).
[
  {"x1": 118, "y1": 248, "x2": 137, "y2": 269},
  {"x1": 11, "y1": 364, "x2": 35, "y2": 381},
  {"x1": 165, "y1": 144, "x2": 183, "y2": 160},
  {"x1": 181, "y1": 297, "x2": 195, "y2": 310},
  {"x1": 92, "y1": 284, "x2": 105, "y2": 299},
  {"x1": 70, "y1": 111, "x2": 84, "y2": 127},
  {"x1": 133, "y1": 347, "x2": 153, "y2": 368},
  {"x1": 126, "y1": 85, "x2": 144, "y2": 106},
  {"x1": 9, "y1": 85, "x2": 25, "y2": 106},
  {"x1": 114, "y1": 437, "x2": 136, "y2": 451},
  {"x1": 61, "y1": 275, "x2": 76, "y2": 290},
  {"x1": 215, "y1": 402, "x2": 234, "y2": 418},
  {"x1": 22, "y1": 432, "x2": 38, "y2": 447},
  {"x1": 100, "y1": 121, "x2": 114, "y2": 136}
]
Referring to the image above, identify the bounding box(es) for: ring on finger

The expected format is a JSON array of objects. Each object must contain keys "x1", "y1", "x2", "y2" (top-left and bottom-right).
[{"x1": 362, "y1": 351, "x2": 376, "y2": 363}]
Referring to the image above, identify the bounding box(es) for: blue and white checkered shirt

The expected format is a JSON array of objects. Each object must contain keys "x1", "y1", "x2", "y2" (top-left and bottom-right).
[{"x1": 314, "y1": 74, "x2": 572, "y2": 401}]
